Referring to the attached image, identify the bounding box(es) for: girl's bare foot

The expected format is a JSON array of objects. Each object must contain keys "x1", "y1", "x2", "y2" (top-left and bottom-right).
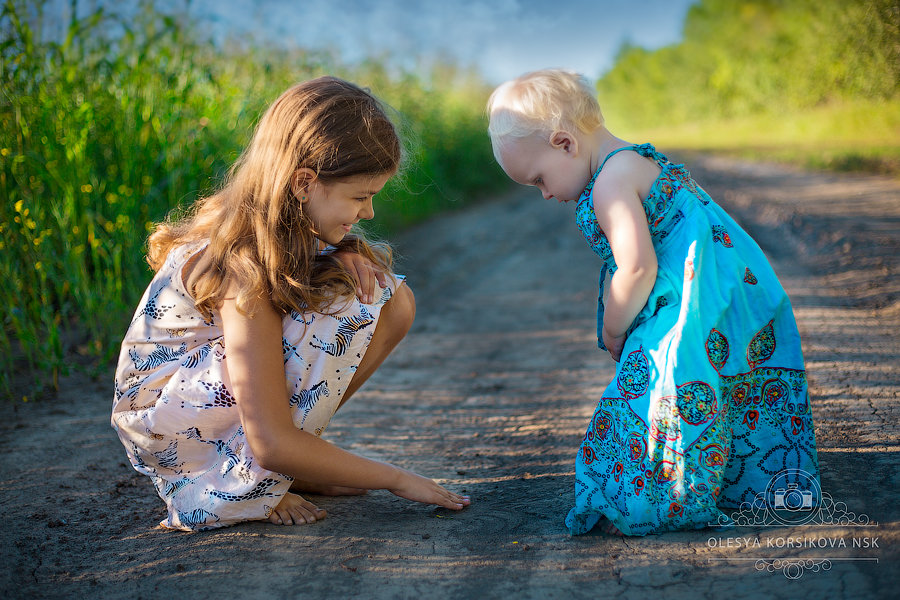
[
  {"x1": 268, "y1": 492, "x2": 327, "y2": 526},
  {"x1": 290, "y1": 479, "x2": 368, "y2": 496}
]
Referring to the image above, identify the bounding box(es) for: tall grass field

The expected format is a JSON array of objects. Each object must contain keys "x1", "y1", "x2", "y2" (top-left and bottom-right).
[{"x1": 0, "y1": 1, "x2": 507, "y2": 397}]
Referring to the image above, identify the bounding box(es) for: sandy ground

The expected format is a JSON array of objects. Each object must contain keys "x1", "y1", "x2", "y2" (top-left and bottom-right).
[{"x1": 1, "y1": 154, "x2": 898, "y2": 599}]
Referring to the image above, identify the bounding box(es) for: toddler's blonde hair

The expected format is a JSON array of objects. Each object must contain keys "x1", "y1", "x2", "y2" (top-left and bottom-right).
[{"x1": 486, "y1": 69, "x2": 604, "y2": 154}]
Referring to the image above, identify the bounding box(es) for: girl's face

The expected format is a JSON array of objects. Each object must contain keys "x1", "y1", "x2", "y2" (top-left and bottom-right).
[
  {"x1": 497, "y1": 133, "x2": 589, "y2": 203},
  {"x1": 302, "y1": 172, "x2": 392, "y2": 244}
]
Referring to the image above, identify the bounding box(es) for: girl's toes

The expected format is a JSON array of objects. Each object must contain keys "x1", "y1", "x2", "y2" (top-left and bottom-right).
[{"x1": 293, "y1": 505, "x2": 324, "y2": 524}]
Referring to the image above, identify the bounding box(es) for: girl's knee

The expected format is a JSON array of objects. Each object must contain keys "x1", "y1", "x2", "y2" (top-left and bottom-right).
[{"x1": 384, "y1": 282, "x2": 415, "y2": 337}]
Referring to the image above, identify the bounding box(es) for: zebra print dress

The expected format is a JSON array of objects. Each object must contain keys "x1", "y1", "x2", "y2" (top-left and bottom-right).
[{"x1": 112, "y1": 241, "x2": 402, "y2": 531}]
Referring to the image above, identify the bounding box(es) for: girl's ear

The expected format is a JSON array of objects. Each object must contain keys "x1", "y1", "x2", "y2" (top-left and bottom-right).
[
  {"x1": 549, "y1": 130, "x2": 577, "y2": 155},
  {"x1": 291, "y1": 168, "x2": 317, "y2": 202}
]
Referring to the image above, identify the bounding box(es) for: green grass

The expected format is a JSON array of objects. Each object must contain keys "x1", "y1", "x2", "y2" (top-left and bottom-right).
[
  {"x1": 0, "y1": 1, "x2": 507, "y2": 398},
  {"x1": 612, "y1": 100, "x2": 900, "y2": 176}
]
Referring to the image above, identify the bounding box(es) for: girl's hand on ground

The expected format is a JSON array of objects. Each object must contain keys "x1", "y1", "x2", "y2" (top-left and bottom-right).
[
  {"x1": 602, "y1": 327, "x2": 627, "y2": 362},
  {"x1": 388, "y1": 470, "x2": 471, "y2": 510},
  {"x1": 333, "y1": 250, "x2": 386, "y2": 304},
  {"x1": 269, "y1": 492, "x2": 328, "y2": 526}
]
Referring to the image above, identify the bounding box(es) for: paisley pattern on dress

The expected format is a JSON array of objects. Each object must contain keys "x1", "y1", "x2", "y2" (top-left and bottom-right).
[
  {"x1": 711, "y1": 224, "x2": 733, "y2": 247},
  {"x1": 748, "y1": 319, "x2": 776, "y2": 368},
  {"x1": 567, "y1": 144, "x2": 820, "y2": 536},
  {"x1": 616, "y1": 348, "x2": 649, "y2": 399},
  {"x1": 112, "y1": 241, "x2": 403, "y2": 531},
  {"x1": 706, "y1": 328, "x2": 729, "y2": 372}
]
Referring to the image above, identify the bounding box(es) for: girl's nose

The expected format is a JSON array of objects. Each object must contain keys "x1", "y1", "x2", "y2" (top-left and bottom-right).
[
  {"x1": 360, "y1": 198, "x2": 375, "y2": 220},
  {"x1": 542, "y1": 190, "x2": 553, "y2": 201}
]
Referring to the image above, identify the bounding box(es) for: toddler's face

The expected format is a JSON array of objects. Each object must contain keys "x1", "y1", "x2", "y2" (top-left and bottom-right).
[{"x1": 497, "y1": 134, "x2": 588, "y2": 203}]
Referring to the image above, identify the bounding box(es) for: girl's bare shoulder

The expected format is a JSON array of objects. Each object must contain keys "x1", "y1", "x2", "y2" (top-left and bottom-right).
[{"x1": 593, "y1": 150, "x2": 662, "y2": 202}]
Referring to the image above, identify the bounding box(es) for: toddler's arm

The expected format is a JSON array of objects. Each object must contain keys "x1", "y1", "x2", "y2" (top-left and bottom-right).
[
  {"x1": 219, "y1": 292, "x2": 469, "y2": 510},
  {"x1": 591, "y1": 156, "x2": 658, "y2": 361}
]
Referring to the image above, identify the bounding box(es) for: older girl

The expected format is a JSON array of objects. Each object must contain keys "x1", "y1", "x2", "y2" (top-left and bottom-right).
[{"x1": 112, "y1": 77, "x2": 469, "y2": 531}]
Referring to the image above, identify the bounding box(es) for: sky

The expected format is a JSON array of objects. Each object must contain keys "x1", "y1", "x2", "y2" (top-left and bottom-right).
[
  {"x1": 183, "y1": 0, "x2": 697, "y2": 83},
  {"x1": 47, "y1": 0, "x2": 696, "y2": 84}
]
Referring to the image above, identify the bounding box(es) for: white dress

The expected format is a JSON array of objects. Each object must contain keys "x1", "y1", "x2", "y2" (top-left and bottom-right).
[{"x1": 111, "y1": 241, "x2": 401, "y2": 531}]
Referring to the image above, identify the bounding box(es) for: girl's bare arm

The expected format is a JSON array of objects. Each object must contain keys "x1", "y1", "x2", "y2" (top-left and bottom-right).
[
  {"x1": 591, "y1": 158, "x2": 659, "y2": 359},
  {"x1": 219, "y1": 293, "x2": 468, "y2": 510}
]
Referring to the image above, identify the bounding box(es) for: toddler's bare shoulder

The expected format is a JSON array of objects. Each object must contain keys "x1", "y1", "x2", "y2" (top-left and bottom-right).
[{"x1": 597, "y1": 152, "x2": 660, "y2": 200}]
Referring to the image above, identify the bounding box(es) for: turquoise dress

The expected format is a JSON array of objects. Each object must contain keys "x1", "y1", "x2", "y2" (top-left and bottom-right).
[{"x1": 566, "y1": 144, "x2": 820, "y2": 536}]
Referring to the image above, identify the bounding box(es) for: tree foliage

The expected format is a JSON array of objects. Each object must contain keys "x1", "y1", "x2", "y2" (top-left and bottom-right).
[{"x1": 598, "y1": 0, "x2": 900, "y2": 130}]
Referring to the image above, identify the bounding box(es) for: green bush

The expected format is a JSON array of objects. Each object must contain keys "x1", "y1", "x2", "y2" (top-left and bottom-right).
[{"x1": 599, "y1": 0, "x2": 900, "y2": 131}]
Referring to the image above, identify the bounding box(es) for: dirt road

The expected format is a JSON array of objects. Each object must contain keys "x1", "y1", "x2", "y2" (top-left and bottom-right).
[{"x1": 1, "y1": 154, "x2": 898, "y2": 599}]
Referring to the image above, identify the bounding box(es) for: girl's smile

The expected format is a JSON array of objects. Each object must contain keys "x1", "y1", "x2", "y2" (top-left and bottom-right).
[{"x1": 302, "y1": 172, "x2": 392, "y2": 244}]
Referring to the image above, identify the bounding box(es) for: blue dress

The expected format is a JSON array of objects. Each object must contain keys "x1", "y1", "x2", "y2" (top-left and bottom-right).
[{"x1": 565, "y1": 144, "x2": 820, "y2": 536}]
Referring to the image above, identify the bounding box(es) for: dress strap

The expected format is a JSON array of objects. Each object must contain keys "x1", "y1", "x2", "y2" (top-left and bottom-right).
[{"x1": 598, "y1": 145, "x2": 642, "y2": 172}]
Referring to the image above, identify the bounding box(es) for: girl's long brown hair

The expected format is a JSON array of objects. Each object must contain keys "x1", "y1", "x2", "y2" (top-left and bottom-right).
[{"x1": 146, "y1": 76, "x2": 401, "y2": 318}]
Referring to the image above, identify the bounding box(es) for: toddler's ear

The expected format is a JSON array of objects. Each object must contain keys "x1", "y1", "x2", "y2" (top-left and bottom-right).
[
  {"x1": 549, "y1": 130, "x2": 577, "y2": 155},
  {"x1": 291, "y1": 168, "x2": 317, "y2": 201}
]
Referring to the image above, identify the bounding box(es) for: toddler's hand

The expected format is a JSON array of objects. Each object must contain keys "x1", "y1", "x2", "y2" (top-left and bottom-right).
[
  {"x1": 602, "y1": 327, "x2": 627, "y2": 362},
  {"x1": 333, "y1": 250, "x2": 387, "y2": 304},
  {"x1": 388, "y1": 469, "x2": 471, "y2": 511}
]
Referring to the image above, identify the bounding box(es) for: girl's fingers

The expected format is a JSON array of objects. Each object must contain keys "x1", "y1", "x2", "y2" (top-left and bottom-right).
[
  {"x1": 389, "y1": 472, "x2": 470, "y2": 510},
  {"x1": 354, "y1": 264, "x2": 365, "y2": 299},
  {"x1": 363, "y1": 264, "x2": 376, "y2": 303},
  {"x1": 353, "y1": 263, "x2": 374, "y2": 303},
  {"x1": 441, "y1": 496, "x2": 470, "y2": 510},
  {"x1": 438, "y1": 487, "x2": 471, "y2": 510},
  {"x1": 334, "y1": 250, "x2": 385, "y2": 303}
]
